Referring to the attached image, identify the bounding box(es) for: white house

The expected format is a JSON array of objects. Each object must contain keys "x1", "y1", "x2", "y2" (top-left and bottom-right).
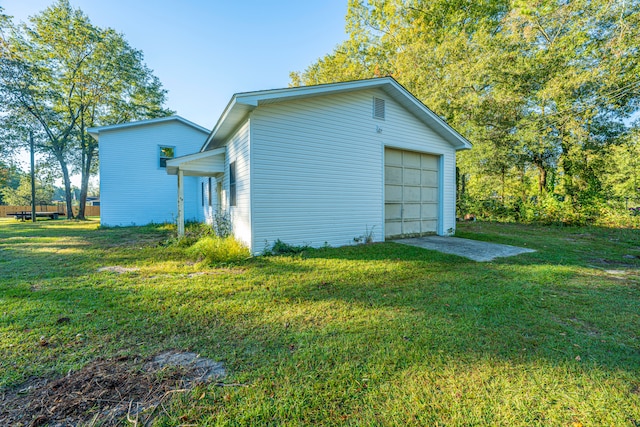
[
  {"x1": 88, "y1": 116, "x2": 210, "y2": 227},
  {"x1": 91, "y1": 77, "x2": 472, "y2": 254}
]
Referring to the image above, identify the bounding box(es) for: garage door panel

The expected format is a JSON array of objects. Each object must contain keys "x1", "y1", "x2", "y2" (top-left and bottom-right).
[
  {"x1": 386, "y1": 149, "x2": 402, "y2": 166},
  {"x1": 403, "y1": 220, "x2": 421, "y2": 235},
  {"x1": 421, "y1": 187, "x2": 437, "y2": 202},
  {"x1": 422, "y1": 170, "x2": 438, "y2": 186},
  {"x1": 421, "y1": 203, "x2": 438, "y2": 218},
  {"x1": 385, "y1": 221, "x2": 402, "y2": 237},
  {"x1": 421, "y1": 220, "x2": 437, "y2": 233},
  {"x1": 385, "y1": 185, "x2": 403, "y2": 202},
  {"x1": 385, "y1": 148, "x2": 439, "y2": 238},
  {"x1": 421, "y1": 154, "x2": 439, "y2": 169},
  {"x1": 403, "y1": 151, "x2": 421, "y2": 167},
  {"x1": 403, "y1": 186, "x2": 421, "y2": 202},
  {"x1": 385, "y1": 204, "x2": 402, "y2": 220},
  {"x1": 403, "y1": 203, "x2": 421, "y2": 219},
  {"x1": 403, "y1": 168, "x2": 421, "y2": 185},
  {"x1": 385, "y1": 166, "x2": 402, "y2": 185}
]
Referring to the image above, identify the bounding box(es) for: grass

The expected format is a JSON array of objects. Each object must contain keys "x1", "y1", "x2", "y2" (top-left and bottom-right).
[{"x1": 0, "y1": 218, "x2": 639, "y2": 426}]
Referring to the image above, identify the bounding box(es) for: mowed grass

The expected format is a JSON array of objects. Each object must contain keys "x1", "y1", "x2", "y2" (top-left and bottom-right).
[{"x1": 0, "y1": 218, "x2": 639, "y2": 426}]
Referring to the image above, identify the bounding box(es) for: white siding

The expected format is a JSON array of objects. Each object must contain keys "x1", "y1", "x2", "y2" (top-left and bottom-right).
[
  {"x1": 381, "y1": 89, "x2": 457, "y2": 235},
  {"x1": 249, "y1": 88, "x2": 457, "y2": 253},
  {"x1": 99, "y1": 122, "x2": 206, "y2": 226},
  {"x1": 223, "y1": 121, "x2": 251, "y2": 247},
  {"x1": 198, "y1": 176, "x2": 222, "y2": 225}
]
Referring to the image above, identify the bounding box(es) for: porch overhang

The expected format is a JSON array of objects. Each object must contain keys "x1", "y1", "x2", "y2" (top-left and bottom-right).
[
  {"x1": 167, "y1": 147, "x2": 226, "y2": 237},
  {"x1": 166, "y1": 147, "x2": 226, "y2": 176}
]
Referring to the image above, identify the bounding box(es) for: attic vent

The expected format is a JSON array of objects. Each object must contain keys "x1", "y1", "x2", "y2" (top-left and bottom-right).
[{"x1": 373, "y1": 97, "x2": 385, "y2": 119}]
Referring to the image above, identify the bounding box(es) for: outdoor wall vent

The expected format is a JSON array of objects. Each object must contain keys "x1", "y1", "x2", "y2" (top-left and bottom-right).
[{"x1": 373, "y1": 97, "x2": 385, "y2": 119}]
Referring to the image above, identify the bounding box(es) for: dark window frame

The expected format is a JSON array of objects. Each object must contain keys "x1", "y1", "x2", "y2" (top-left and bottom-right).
[
  {"x1": 229, "y1": 161, "x2": 237, "y2": 207},
  {"x1": 208, "y1": 177, "x2": 212, "y2": 207},
  {"x1": 159, "y1": 145, "x2": 175, "y2": 168}
]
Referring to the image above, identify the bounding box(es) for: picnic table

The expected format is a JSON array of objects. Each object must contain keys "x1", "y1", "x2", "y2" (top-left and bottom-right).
[{"x1": 6, "y1": 211, "x2": 62, "y2": 221}]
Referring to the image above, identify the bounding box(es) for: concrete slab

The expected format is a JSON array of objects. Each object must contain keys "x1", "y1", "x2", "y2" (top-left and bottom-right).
[{"x1": 395, "y1": 235, "x2": 535, "y2": 262}]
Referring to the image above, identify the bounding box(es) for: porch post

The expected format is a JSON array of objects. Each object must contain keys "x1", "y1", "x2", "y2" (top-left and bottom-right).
[{"x1": 177, "y1": 169, "x2": 185, "y2": 237}]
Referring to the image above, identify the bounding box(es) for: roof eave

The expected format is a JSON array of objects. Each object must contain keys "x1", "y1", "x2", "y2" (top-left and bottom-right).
[
  {"x1": 200, "y1": 76, "x2": 473, "y2": 152},
  {"x1": 88, "y1": 116, "x2": 210, "y2": 140}
]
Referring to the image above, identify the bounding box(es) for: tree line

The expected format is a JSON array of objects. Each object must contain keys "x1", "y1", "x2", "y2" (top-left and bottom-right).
[
  {"x1": 292, "y1": 0, "x2": 640, "y2": 225},
  {"x1": 0, "y1": 0, "x2": 171, "y2": 219}
]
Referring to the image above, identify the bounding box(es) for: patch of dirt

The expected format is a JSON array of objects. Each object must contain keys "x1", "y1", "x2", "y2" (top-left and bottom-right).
[
  {"x1": 97, "y1": 266, "x2": 140, "y2": 274},
  {"x1": 589, "y1": 258, "x2": 637, "y2": 268},
  {"x1": 0, "y1": 351, "x2": 225, "y2": 427}
]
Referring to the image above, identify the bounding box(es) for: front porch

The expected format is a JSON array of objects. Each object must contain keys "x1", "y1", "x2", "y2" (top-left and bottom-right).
[{"x1": 166, "y1": 147, "x2": 225, "y2": 236}]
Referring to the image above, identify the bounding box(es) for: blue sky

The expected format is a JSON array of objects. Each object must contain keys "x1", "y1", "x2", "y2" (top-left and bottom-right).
[{"x1": 1, "y1": 0, "x2": 349, "y2": 130}]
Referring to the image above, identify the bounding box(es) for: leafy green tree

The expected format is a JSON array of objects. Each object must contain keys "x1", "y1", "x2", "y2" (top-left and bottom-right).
[
  {"x1": 293, "y1": 0, "x2": 640, "y2": 222},
  {"x1": 0, "y1": 161, "x2": 24, "y2": 205},
  {"x1": 0, "y1": 0, "x2": 172, "y2": 219},
  {"x1": 1, "y1": 174, "x2": 54, "y2": 207}
]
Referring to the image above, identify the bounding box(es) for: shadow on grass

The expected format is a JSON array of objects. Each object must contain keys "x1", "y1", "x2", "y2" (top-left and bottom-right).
[{"x1": 1, "y1": 221, "x2": 639, "y2": 391}]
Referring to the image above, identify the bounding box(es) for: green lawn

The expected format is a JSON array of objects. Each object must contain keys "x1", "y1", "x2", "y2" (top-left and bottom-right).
[{"x1": 0, "y1": 218, "x2": 639, "y2": 426}]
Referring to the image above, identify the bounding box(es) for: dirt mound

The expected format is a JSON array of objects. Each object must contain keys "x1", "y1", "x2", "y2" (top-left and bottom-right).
[{"x1": 0, "y1": 351, "x2": 225, "y2": 426}]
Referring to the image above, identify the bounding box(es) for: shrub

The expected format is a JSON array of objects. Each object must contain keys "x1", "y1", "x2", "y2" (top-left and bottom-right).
[
  {"x1": 187, "y1": 236, "x2": 250, "y2": 265},
  {"x1": 164, "y1": 221, "x2": 213, "y2": 247},
  {"x1": 264, "y1": 239, "x2": 312, "y2": 256},
  {"x1": 213, "y1": 211, "x2": 232, "y2": 238}
]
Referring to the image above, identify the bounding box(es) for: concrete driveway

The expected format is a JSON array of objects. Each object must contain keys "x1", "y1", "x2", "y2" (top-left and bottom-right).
[{"x1": 395, "y1": 235, "x2": 535, "y2": 262}]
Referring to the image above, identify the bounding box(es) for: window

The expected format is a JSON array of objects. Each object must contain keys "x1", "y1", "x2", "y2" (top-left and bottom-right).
[
  {"x1": 229, "y1": 161, "x2": 237, "y2": 207},
  {"x1": 373, "y1": 97, "x2": 385, "y2": 120},
  {"x1": 208, "y1": 177, "x2": 212, "y2": 207},
  {"x1": 159, "y1": 146, "x2": 175, "y2": 168},
  {"x1": 201, "y1": 182, "x2": 204, "y2": 206}
]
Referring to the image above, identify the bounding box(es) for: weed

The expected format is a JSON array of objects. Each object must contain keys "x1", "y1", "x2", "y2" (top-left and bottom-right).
[
  {"x1": 187, "y1": 235, "x2": 250, "y2": 265},
  {"x1": 264, "y1": 239, "x2": 312, "y2": 255},
  {"x1": 164, "y1": 221, "x2": 213, "y2": 247},
  {"x1": 212, "y1": 211, "x2": 232, "y2": 238},
  {"x1": 353, "y1": 225, "x2": 375, "y2": 244}
]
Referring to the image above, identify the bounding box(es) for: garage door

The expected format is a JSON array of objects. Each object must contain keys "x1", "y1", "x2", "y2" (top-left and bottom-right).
[{"x1": 385, "y1": 148, "x2": 439, "y2": 238}]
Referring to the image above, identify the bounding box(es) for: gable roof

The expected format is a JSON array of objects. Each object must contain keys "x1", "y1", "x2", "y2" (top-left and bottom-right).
[
  {"x1": 202, "y1": 77, "x2": 472, "y2": 151},
  {"x1": 88, "y1": 115, "x2": 209, "y2": 140}
]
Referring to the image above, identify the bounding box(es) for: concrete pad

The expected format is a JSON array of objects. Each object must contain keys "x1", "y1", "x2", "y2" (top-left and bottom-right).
[{"x1": 395, "y1": 235, "x2": 535, "y2": 262}]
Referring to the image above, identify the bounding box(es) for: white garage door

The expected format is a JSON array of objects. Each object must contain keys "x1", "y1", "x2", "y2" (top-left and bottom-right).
[{"x1": 385, "y1": 148, "x2": 439, "y2": 238}]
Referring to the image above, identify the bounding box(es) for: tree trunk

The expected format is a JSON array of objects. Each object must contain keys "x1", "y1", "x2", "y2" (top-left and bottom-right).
[
  {"x1": 538, "y1": 165, "x2": 547, "y2": 194},
  {"x1": 58, "y1": 157, "x2": 74, "y2": 219},
  {"x1": 77, "y1": 150, "x2": 93, "y2": 220}
]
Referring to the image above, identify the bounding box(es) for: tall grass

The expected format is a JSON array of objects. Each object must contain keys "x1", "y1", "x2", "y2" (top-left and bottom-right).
[{"x1": 187, "y1": 235, "x2": 250, "y2": 264}]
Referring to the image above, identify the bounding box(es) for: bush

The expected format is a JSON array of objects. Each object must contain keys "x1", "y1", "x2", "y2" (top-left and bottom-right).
[
  {"x1": 213, "y1": 211, "x2": 232, "y2": 238},
  {"x1": 187, "y1": 236, "x2": 251, "y2": 265},
  {"x1": 164, "y1": 221, "x2": 213, "y2": 247},
  {"x1": 264, "y1": 239, "x2": 312, "y2": 256}
]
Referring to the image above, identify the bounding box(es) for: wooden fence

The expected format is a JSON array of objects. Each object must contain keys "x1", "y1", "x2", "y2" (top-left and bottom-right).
[{"x1": 0, "y1": 205, "x2": 100, "y2": 217}]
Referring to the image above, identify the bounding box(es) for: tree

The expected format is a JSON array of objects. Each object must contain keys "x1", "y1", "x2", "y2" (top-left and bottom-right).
[
  {"x1": 0, "y1": 1, "x2": 172, "y2": 219},
  {"x1": 0, "y1": 160, "x2": 24, "y2": 205},
  {"x1": 1, "y1": 174, "x2": 54, "y2": 207},
  {"x1": 293, "y1": 0, "x2": 640, "y2": 222}
]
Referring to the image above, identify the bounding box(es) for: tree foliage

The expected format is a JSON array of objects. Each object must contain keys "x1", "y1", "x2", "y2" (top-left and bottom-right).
[
  {"x1": 293, "y1": 0, "x2": 640, "y2": 224},
  {"x1": 0, "y1": 160, "x2": 24, "y2": 205},
  {"x1": 0, "y1": 174, "x2": 54, "y2": 207},
  {"x1": 0, "y1": 0, "x2": 172, "y2": 219}
]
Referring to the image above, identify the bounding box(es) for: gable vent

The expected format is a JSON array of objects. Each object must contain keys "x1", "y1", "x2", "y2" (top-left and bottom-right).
[{"x1": 373, "y1": 97, "x2": 385, "y2": 119}]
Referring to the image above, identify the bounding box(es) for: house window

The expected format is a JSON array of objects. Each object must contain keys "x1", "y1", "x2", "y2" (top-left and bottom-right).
[
  {"x1": 229, "y1": 161, "x2": 237, "y2": 207},
  {"x1": 159, "y1": 146, "x2": 175, "y2": 168},
  {"x1": 373, "y1": 97, "x2": 385, "y2": 120},
  {"x1": 208, "y1": 177, "x2": 212, "y2": 206},
  {"x1": 201, "y1": 182, "x2": 204, "y2": 206}
]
